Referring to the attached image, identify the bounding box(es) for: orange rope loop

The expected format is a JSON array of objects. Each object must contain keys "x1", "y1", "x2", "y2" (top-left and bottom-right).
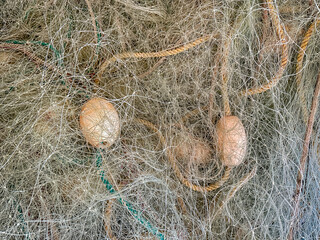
[
  {"x1": 135, "y1": 118, "x2": 232, "y2": 193},
  {"x1": 241, "y1": 0, "x2": 289, "y2": 96}
]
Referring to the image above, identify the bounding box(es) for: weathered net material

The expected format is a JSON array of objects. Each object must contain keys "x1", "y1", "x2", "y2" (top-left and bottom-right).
[{"x1": 0, "y1": 0, "x2": 319, "y2": 239}]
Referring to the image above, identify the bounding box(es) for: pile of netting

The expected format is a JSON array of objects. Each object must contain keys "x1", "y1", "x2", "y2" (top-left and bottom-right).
[{"x1": 0, "y1": 0, "x2": 319, "y2": 239}]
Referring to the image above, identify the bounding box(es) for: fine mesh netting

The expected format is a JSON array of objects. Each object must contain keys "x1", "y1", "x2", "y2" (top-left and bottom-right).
[{"x1": 1, "y1": 0, "x2": 320, "y2": 239}]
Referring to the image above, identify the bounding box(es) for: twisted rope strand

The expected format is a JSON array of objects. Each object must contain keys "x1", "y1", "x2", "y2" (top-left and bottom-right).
[
  {"x1": 0, "y1": 43, "x2": 57, "y2": 71},
  {"x1": 241, "y1": 0, "x2": 289, "y2": 96},
  {"x1": 96, "y1": 35, "x2": 213, "y2": 84},
  {"x1": 104, "y1": 199, "x2": 117, "y2": 240},
  {"x1": 173, "y1": 105, "x2": 209, "y2": 128},
  {"x1": 221, "y1": 37, "x2": 232, "y2": 116},
  {"x1": 296, "y1": 18, "x2": 320, "y2": 124},
  {"x1": 135, "y1": 118, "x2": 232, "y2": 193},
  {"x1": 208, "y1": 165, "x2": 257, "y2": 222}
]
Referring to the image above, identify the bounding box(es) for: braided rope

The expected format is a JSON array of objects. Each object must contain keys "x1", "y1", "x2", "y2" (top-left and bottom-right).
[
  {"x1": 3, "y1": 39, "x2": 63, "y2": 65},
  {"x1": 296, "y1": 18, "x2": 320, "y2": 124},
  {"x1": 220, "y1": 16, "x2": 247, "y2": 116},
  {"x1": 221, "y1": 36, "x2": 232, "y2": 116},
  {"x1": 208, "y1": 165, "x2": 257, "y2": 221},
  {"x1": 0, "y1": 42, "x2": 57, "y2": 71},
  {"x1": 96, "y1": 35, "x2": 213, "y2": 84},
  {"x1": 173, "y1": 105, "x2": 209, "y2": 128},
  {"x1": 135, "y1": 118, "x2": 232, "y2": 193},
  {"x1": 105, "y1": 198, "x2": 160, "y2": 240},
  {"x1": 96, "y1": 151, "x2": 165, "y2": 240},
  {"x1": 241, "y1": 0, "x2": 289, "y2": 96},
  {"x1": 222, "y1": 165, "x2": 257, "y2": 205},
  {"x1": 104, "y1": 199, "x2": 117, "y2": 240}
]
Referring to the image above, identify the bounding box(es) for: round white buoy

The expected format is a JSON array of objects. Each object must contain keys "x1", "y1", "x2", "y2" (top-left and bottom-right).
[
  {"x1": 216, "y1": 116, "x2": 247, "y2": 167},
  {"x1": 80, "y1": 98, "x2": 120, "y2": 148}
]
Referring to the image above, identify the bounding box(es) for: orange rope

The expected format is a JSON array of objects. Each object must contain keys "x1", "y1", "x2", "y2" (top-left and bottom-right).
[
  {"x1": 135, "y1": 118, "x2": 232, "y2": 193},
  {"x1": 221, "y1": 166, "x2": 257, "y2": 205},
  {"x1": 96, "y1": 35, "x2": 213, "y2": 84},
  {"x1": 241, "y1": 0, "x2": 289, "y2": 96},
  {"x1": 220, "y1": 16, "x2": 245, "y2": 116},
  {"x1": 173, "y1": 105, "x2": 209, "y2": 128},
  {"x1": 296, "y1": 18, "x2": 320, "y2": 124},
  {"x1": 104, "y1": 199, "x2": 117, "y2": 240},
  {"x1": 208, "y1": 165, "x2": 257, "y2": 221},
  {"x1": 221, "y1": 36, "x2": 232, "y2": 116},
  {"x1": 0, "y1": 43, "x2": 58, "y2": 72}
]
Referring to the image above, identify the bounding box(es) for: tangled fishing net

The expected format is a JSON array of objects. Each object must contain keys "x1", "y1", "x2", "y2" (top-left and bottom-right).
[{"x1": 1, "y1": 0, "x2": 320, "y2": 239}]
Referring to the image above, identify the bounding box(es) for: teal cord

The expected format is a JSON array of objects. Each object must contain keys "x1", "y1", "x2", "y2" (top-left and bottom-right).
[
  {"x1": 24, "y1": 8, "x2": 33, "y2": 20},
  {"x1": 5, "y1": 86, "x2": 15, "y2": 94},
  {"x1": 12, "y1": 200, "x2": 30, "y2": 240},
  {"x1": 96, "y1": 150, "x2": 165, "y2": 240},
  {"x1": 3, "y1": 40, "x2": 63, "y2": 66},
  {"x1": 67, "y1": 13, "x2": 74, "y2": 39},
  {"x1": 1, "y1": 39, "x2": 92, "y2": 97},
  {"x1": 95, "y1": 20, "x2": 102, "y2": 54}
]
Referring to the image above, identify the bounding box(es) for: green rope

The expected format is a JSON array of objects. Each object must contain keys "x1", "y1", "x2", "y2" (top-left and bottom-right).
[
  {"x1": 24, "y1": 8, "x2": 33, "y2": 20},
  {"x1": 12, "y1": 200, "x2": 30, "y2": 240},
  {"x1": 3, "y1": 40, "x2": 63, "y2": 66},
  {"x1": 5, "y1": 86, "x2": 15, "y2": 94},
  {"x1": 95, "y1": 20, "x2": 102, "y2": 54},
  {"x1": 67, "y1": 13, "x2": 74, "y2": 39},
  {"x1": 96, "y1": 150, "x2": 165, "y2": 240},
  {"x1": 1, "y1": 39, "x2": 93, "y2": 97}
]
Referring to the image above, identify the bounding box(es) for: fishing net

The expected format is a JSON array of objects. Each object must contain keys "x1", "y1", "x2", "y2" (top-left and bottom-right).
[{"x1": 0, "y1": 0, "x2": 319, "y2": 239}]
